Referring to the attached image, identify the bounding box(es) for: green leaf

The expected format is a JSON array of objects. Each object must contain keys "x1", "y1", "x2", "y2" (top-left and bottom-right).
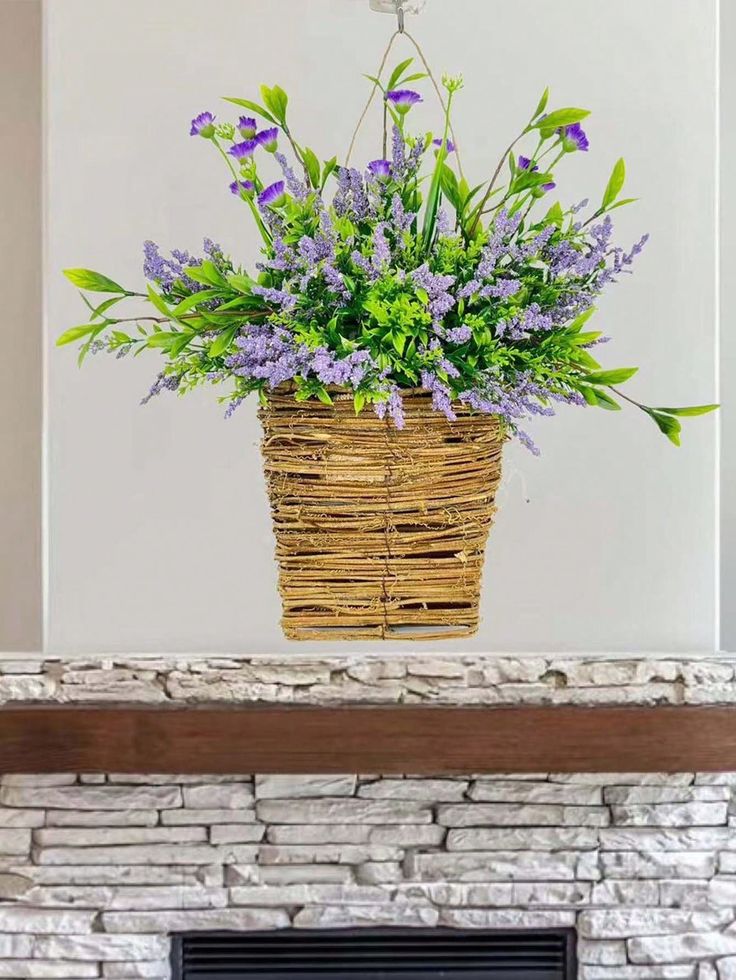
[
  {"x1": 566, "y1": 308, "x2": 596, "y2": 333},
  {"x1": 146, "y1": 284, "x2": 173, "y2": 318},
  {"x1": 391, "y1": 332, "x2": 407, "y2": 356},
  {"x1": 607, "y1": 197, "x2": 638, "y2": 211},
  {"x1": 647, "y1": 410, "x2": 682, "y2": 446},
  {"x1": 208, "y1": 324, "x2": 238, "y2": 358},
  {"x1": 544, "y1": 201, "x2": 564, "y2": 227},
  {"x1": 321, "y1": 156, "x2": 338, "y2": 190},
  {"x1": 56, "y1": 324, "x2": 97, "y2": 347},
  {"x1": 260, "y1": 84, "x2": 288, "y2": 124},
  {"x1": 532, "y1": 86, "x2": 550, "y2": 120},
  {"x1": 535, "y1": 107, "x2": 590, "y2": 133},
  {"x1": 439, "y1": 164, "x2": 460, "y2": 209},
  {"x1": 580, "y1": 385, "x2": 621, "y2": 410},
  {"x1": 387, "y1": 57, "x2": 414, "y2": 90},
  {"x1": 354, "y1": 391, "x2": 367, "y2": 414},
  {"x1": 602, "y1": 157, "x2": 626, "y2": 210},
  {"x1": 145, "y1": 331, "x2": 179, "y2": 349},
  {"x1": 81, "y1": 294, "x2": 126, "y2": 320},
  {"x1": 316, "y1": 386, "x2": 333, "y2": 405},
  {"x1": 172, "y1": 289, "x2": 220, "y2": 316},
  {"x1": 64, "y1": 268, "x2": 126, "y2": 293},
  {"x1": 186, "y1": 260, "x2": 227, "y2": 287},
  {"x1": 302, "y1": 146, "x2": 321, "y2": 189},
  {"x1": 583, "y1": 367, "x2": 638, "y2": 385},
  {"x1": 652, "y1": 404, "x2": 719, "y2": 417},
  {"x1": 224, "y1": 96, "x2": 277, "y2": 125}
]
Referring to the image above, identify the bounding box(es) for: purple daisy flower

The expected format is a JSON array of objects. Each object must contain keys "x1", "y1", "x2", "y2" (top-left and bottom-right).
[
  {"x1": 258, "y1": 180, "x2": 286, "y2": 208},
  {"x1": 367, "y1": 159, "x2": 391, "y2": 180},
  {"x1": 432, "y1": 138, "x2": 455, "y2": 154},
  {"x1": 559, "y1": 122, "x2": 590, "y2": 152},
  {"x1": 190, "y1": 111, "x2": 215, "y2": 138},
  {"x1": 229, "y1": 139, "x2": 258, "y2": 161},
  {"x1": 229, "y1": 179, "x2": 255, "y2": 197},
  {"x1": 237, "y1": 116, "x2": 257, "y2": 139},
  {"x1": 386, "y1": 89, "x2": 423, "y2": 113},
  {"x1": 256, "y1": 127, "x2": 279, "y2": 153},
  {"x1": 517, "y1": 155, "x2": 538, "y2": 172}
]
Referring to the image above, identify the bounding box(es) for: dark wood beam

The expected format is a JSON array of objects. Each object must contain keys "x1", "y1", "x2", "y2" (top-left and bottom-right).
[{"x1": 0, "y1": 704, "x2": 735, "y2": 773}]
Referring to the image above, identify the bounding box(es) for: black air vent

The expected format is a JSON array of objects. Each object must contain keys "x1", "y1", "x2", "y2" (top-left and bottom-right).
[{"x1": 172, "y1": 928, "x2": 577, "y2": 980}]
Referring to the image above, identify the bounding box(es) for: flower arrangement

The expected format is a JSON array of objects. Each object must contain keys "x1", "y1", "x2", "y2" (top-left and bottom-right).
[{"x1": 59, "y1": 62, "x2": 716, "y2": 453}]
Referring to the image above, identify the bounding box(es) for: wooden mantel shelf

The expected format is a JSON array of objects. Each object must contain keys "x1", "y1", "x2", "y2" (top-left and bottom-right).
[{"x1": 2, "y1": 703, "x2": 736, "y2": 773}]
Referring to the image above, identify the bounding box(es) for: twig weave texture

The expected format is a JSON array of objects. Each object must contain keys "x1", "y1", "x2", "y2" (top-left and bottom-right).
[{"x1": 259, "y1": 389, "x2": 505, "y2": 640}]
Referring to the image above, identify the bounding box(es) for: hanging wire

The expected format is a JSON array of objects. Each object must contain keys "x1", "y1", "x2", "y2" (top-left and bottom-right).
[{"x1": 345, "y1": 10, "x2": 465, "y2": 181}]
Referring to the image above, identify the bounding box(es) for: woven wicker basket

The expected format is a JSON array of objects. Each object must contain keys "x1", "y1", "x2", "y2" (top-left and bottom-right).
[{"x1": 259, "y1": 388, "x2": 505, "y2": 640}]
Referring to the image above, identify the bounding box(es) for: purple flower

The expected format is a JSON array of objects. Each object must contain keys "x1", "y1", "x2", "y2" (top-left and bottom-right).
[
  {"x1": 559, "y1": 122, "x2": 589, "y2": 152},
  {"x1": 532, "y1": 181, "x2": 556, "y2": 198},
  {"x1": 237, "y1": 116, "x2": 257, "y2": 139},
  {"x1": 275, "y1": 152, "x2": 308, "y2": 201},
  {"x1": 517, "y1": 155, "x2": 538, "y2": 172},
  {"x1": 386, "y1": 89, "x2": 422, "y2": 113},
  {"x1": 258, "y1": 181, "x2": 286, "y2": 208},
  {"x1": 229, "y1": 139, "x2": 258, "y2": 161},
  {"x1": 190, "y1": 111, "x2": 215, "y2": 138},
  {"x1": 256, "y1": 127, "x2": 279, "y2": 153},
  {"x1": 367, "y1": 159, "x2": 391, "y2": 180},
  {"x1": 230, "y1": 179, "x2": 255, "y2": 197},
  {"x1": 432, "y1": 138, "x2": 455, "y2": 154}
]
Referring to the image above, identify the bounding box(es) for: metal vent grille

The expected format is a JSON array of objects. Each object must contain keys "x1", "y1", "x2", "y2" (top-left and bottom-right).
[{"x1": 172, "y1": 928, "x2": 577, "y2": 980}]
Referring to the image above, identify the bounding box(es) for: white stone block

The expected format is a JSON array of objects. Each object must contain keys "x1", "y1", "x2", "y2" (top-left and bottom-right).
[
  {"x1": 182, "y1": 784, "x2": 254, "y2": 808},
  {"x1": 577, "y1": 939, "x2": 627, "y2": 965},
  {"x1": 578, "y1": 908, "x2": 731, "y2": 939},
  {"x1": 267, "y1": 825, "x2": 371, "y2": 845},
  {"x1": 446, "y1": 826, "x2": 598, "y2": 851},
  {"x1": 605, "y1": 785, "x2": 729, "y2": 804},
  {"x1": 710, "y1": 876, "x2": 736, "y2": 905},
  {"x1": 23, "y1": 884, "x2": 228, "y2": 911},
  {"x1": 23, "y1": 865, "x2": 207, "y2": 886},
  {"x1": 256, "y1": 799, "x2": 431, "y2": 825},
  {"x1": 0, "y1": 936, "x2": 34, "y2": 958},
  {"x1": 590, "y1": 880, "x2": 660, "y2": 906},
  {"x1": 0, "y1": 785, "x2": 181, "y2": 810},
  {"x1": 162, "y1": 808, "x2": 257, "y2": 826},
  {"x1": 1, "y1": 775, "x2": 77, "y2": 786},
  {"x1": 0, "y1": 872, "x2": 32, "y2": 899},
  {"x1": 34, "y1": 826, "x2": 206, "y2": 847},
  {"x1": 469, "y1": 780, "x2": 601, "y2": 805},
  {"x1": 210, "y1": 825, "x2": 265, "y2": 845},
  {"x1": 0, "y1": 962, "x2": 99, "y2": 978},
  {"x1": 0, "y1": 829, "x2": 31, "y2": 854},
  {"x1": 440, "y1": 908, "x2": 576, "y2": 929},
  {"x1": 33, "y1": 934, "x2": 168, "y2": 961},
  {"x1": 255, "y1": 776, "x2": 356, "y2": 799},
  {"x1": 611, "y1": 802, "x2": 728, "y2": 827},
  {"x1": 717, "y1": 853, "x2": 736, "y2": 873},
  {"x1": 579, "y1": 968, "x2": 695, "y2": 979},
  {"x1": 368, "y1": 825, "x2": 445, "y2": 846},
  {"x1": 600, "y1": 827, "x2": 731, "y2": 850},
  {"x1": 0, "y1": 906, "x2": 95, "y2": 933},
  {"x1": 47, "y1": 810, "x2": 159, "y2": 827},
  {"x1": 629, "y1": 931, "x2": 736, "y2": 964},
  {"x1": 230, "y1": 884, "x2": 387, "y2": 906},
  {"x1": 294, "y1": 904, "x2": 438, "y2": 928},
  {"x1": 717, "y1": 957, "x2": 736, "y2": 979},
  {"x1": 0, "y1": 809, "x2": 45, "y2": 828},
  {"x1": 437, "y1": 803, "x2": 565, "y2": 827},
  {"x1": 358, "y1": 779, "x2": 467, "y2": 801},
  {"x1": 103, "y1": 964, "x2": 170, "y2": 979},
  {"x1": 258, "y1": 844, "x2": 402, "y2": 865},
  {"x1": 250, "y1": 865, "x2": 354, "y2": 885},
  {"x1": 405, "y1": 850, "x2": 580, "y2": 881},
  {"x1": 354, "y1": 862, "x2": 403, "y2": 885},
  {"x1": 102, "y1": 908, "x2": 289, "y2": 933},
  {"x1": 34, "y1": 844, "x2": 226, "y2": 865},
  {"x1": 600, "y1": 850, "x2": 716, "y2": 879}
]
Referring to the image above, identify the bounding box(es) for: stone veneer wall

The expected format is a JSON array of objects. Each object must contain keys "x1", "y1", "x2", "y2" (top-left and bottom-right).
[
  {"x1": 1, "y1": 655, "x2": 735, "y2": 705},
  {"x1": 0, "y1": 772, "x2": 734, "y2": 978}
]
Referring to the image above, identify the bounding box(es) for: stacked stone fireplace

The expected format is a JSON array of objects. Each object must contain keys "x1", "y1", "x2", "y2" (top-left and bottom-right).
[{"x1": 2, "y1": 654, "x2": 736, "y2": 979}]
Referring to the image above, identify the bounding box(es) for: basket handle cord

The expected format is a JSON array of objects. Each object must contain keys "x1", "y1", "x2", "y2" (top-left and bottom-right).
[{"x1": 345, "y1": 27, "x2": 466, "y2": 182}]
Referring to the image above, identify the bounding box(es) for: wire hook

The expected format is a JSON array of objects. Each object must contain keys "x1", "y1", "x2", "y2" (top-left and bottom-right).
[{"x1": 396, "y1": 0, "x2": 405, "y2": 33}]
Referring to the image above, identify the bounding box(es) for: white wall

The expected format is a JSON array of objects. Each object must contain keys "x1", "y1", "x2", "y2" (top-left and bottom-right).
[{"x1": 45, "y1": 0, "x2": 719, "y2": 654}]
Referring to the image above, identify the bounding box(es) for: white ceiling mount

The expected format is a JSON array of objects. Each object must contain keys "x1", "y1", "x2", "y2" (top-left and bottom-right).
[{"x1": 369, "y1": 0, "x2": 428, "y2": 16}]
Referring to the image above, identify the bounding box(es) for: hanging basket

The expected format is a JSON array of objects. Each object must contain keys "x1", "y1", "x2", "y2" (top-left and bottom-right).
[{"x1": 259, "y1": 388, "x2": 505, "y2": 640}]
